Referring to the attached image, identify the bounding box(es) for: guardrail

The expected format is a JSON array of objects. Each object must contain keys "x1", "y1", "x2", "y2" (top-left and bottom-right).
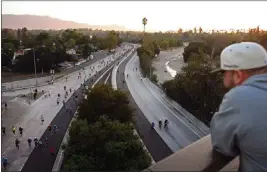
[{"x1": 143, "y1": 78, "x2": 210, "y2": 135}]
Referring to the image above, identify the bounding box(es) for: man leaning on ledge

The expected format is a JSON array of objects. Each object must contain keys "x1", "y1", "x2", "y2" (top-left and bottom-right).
[{"x1": 209, "y1": 42, "x2": 267, "y2": 172}]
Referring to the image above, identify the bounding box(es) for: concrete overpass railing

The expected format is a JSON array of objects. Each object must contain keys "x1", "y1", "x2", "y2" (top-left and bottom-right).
[{"x1": 146, "y1": 135, "x2": 239, "y2": 172}]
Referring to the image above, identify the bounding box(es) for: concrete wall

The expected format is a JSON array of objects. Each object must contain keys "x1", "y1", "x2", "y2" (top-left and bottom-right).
[
  {"x1": 1, "y1": 75, "x2": 54, "y2": 91},
  {"x1": 1, "y1": 55, "x2": 113, "y2": 91}
]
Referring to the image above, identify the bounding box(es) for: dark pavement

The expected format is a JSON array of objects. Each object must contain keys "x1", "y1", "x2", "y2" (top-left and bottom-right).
[
  {"x1": 94, "y1": 66, "x2": 113, "y2": 85},
  {"x1": 116, "y1": 52, "x2": 173, "y2": 162},
  {"x1": 20, "y1": 52, "x2": 125, "y2": 172}
]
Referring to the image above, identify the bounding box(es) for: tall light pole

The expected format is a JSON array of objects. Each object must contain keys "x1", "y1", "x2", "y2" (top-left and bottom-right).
[
  {"x1": 20, "y1": 40, "x2": 22, "y2": 49},
  {"x1": 150, "y1": 66, "x2": 152, "y2": 79},
  {"x1": 33, "y1": 48, "x2": 37, "y2": 87}
]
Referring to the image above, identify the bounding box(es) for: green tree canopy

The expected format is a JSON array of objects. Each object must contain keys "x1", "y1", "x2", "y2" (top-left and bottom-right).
[
  {"x1": 78, "y1": 84, "x2": 134, "y2": 124},
  {"x1": 162, "y1": 51, "x2": 226, "y2": 124},
  {"x1": 63, "y1": 117, "x2": 151, "y2": 171},
  {"x1": 105, "y1": 31, "x2": 119, "y2": 52},
  {"x1": 82, "y1": 44, "x2": 92, "y2": 57}
]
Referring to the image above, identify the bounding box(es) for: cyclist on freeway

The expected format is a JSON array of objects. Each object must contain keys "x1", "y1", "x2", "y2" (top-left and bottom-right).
[{"x1": 164, "y1": 119, "x2": 169, "y2": 128}]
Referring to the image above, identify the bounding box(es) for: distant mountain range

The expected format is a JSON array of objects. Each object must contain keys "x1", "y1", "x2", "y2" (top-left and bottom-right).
[{"x1": 2, "y1": 14, "x2": 129, "y2": 31}]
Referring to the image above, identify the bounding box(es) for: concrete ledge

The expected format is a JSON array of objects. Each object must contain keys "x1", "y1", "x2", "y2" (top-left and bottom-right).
[{"x1": 147, "y1": 135, "x2": 239, "y2": 172}]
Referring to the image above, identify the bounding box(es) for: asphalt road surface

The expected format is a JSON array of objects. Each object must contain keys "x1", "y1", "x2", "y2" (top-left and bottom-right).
[
  {"x1": 94, "y1": 66, "x2": 113, "y2": 85},
  {"x1": 116, "y1": 52, "x2": 173, "y2": 162},
  {"x1": 124, "y1": 54, "x2": 208, "y2": 153},
  {"x1": 20, "y1": 54, "x2": 123, "y2": 172}
]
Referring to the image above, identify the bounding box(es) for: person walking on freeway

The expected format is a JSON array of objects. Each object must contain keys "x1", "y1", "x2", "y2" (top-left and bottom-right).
[
  {"x1": 38, "y1": 140, "x2": 43, "y2": 148},
  {"x1": 48, "y1": 125, "x2": 52, "y2": 132},
  {"x1": 2, "y1": 127, "x2": 6, "y2": 135},
  {"x1": 50, "y1": 147, "x2": 55, "y2": 155},
  {"x1": 53, "y1": 124, "x2": 58, "y2": 134},
  {"x1": 15, "y1": 138, "x2": 20, "y2": 150},
  {"x1": 11, "y1": 126, "x2": 16, "y2": 136},
  {"x1": 44, "y1": 137, "x2": 48, "y2": 147},
  {"x1": 27, "y1": 137, "x2": 32, "y2": 147},
  {"x1": 210, "y1": 42, "x2": 267, "y2": 172},
  {"x1": 41, "y1": 115, "x2": 44, "y2": 125},
  {"x1": 19, "y1": 127, "x2": 23, "y2": 136},
  {"x1": 158, "y1": 119, "x2": 162, "y2": 128},
  {"x1": 34, "y1": 137, "x2": 38, "y2": 148},
  {"x1": 57, "y1": 97, "x2": 60, "y2": 105},
  {"x1": 2, "y1": 155, "x2": 8, "y2": 170},
  {"x1": 151, "y1": 122, "x2": 155, "y2": 129},
  {"x1": 63, "y1": 100, "x2": 67, "y2": 111}
]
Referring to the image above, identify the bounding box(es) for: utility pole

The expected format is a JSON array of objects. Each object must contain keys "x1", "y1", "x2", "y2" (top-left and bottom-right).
[
  {"x1": 150, "y1": 66, "x2": 152, "y2": 79},
  {"x1": 33, "y1": 48, "x2": 37, "y2": 87}
]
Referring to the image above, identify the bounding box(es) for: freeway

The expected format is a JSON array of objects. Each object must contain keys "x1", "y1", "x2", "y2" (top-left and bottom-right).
[
  {"x1": 93, "y1": 65, "x2": 113, "y2": 85},
  {"x1": 115, "y1": 52, "x2": 173, "y2": 162},
  {"x1": 122, "y1": 53, "x2": 208, "y2": 153},
  {"x1": 2, "y1": 44, "x2": 134, "y2": 171},
  {"x1": 19, "y1": 47, "x2": 133, "y2": 172}
]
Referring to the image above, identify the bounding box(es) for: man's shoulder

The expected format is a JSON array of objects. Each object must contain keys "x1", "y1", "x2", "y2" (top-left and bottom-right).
[{"x1": 225, "y1": 84, "x2": 255, "y2": 103}]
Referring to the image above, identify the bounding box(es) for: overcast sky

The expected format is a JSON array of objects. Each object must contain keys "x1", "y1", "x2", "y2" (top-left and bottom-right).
[{"x1": 2, "y1": 1, "x2": 267, "y2": 32}]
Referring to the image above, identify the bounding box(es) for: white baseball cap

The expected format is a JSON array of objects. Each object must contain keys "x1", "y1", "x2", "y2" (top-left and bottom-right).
[{"x1": 211, "y1": 42, "x2": 267, "y2": 73}]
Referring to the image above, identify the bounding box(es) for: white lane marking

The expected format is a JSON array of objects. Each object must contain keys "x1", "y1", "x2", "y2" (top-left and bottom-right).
[
  {"x1": 92, "y1": 64, "x2": 115, "y2": 88},
  {"x1": 126, "y1": 55, "x2": 182, "y2": 152},
  {"x1": 104, "y1": 73, "x2": 111, "y2": 84},
  {"x1": 52, "y1": 57, "x2": 126, "y2": 171},
  {"x1": 145, "y1": 81, "x2": 209, "y2": 135},
  {"x1": 142, "y1": 79, "x2": 201, "y2": 138},
  {"x1": 112, "y1": 50, "x2": 135, "y2": 90},
  {"x1": 114, "y1": 51, "x2": 156, "y2": 164},
  {"x1": 129, "y1": 54, "x2": 202, "y2": 138}
]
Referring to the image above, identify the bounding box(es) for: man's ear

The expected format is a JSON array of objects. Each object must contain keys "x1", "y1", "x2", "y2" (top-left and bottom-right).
[{"x1": 233, "y1": 70, "x2": 249, "y2": 85}]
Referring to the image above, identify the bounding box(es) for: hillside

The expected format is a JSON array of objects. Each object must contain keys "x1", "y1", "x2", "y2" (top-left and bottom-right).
[{"x1": 2, "y1": 14, "x2": 128, "y2": 31}]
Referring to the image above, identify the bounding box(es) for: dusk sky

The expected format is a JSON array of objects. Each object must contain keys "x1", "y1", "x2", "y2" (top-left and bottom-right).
[{"x1": 2, "y1": 1, "x2": 267, "y2": 32}]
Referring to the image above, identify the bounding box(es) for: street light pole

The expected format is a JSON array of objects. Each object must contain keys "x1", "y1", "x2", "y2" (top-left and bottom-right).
[
  {"x1": 150, "y1": 66, "x2": 152, "y2": 79},
  {"x1": 33, "y1": 48, "x2": 37, "y2": 87}
]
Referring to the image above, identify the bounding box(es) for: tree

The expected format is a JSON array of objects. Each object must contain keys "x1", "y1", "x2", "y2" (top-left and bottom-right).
[
  {"x1": 194, "y1": 27, "x2": 197, "y2": 34},
  {"x1": 183, "y1": 42, "x2": 210, "y2": 62},
  {"x1": 163, "y1": 49, "x2": 226, "y2": 125},
  {"x1": 78, "y1": 84, "x2": 134, "y2": 124},
  {"x1": 178, "y1": 28, "x2": 183, "y2": 34},
  {"x1": 142, "y1": 17, "x2": 148, "y2": 33},
  {"x1": 3, "y1": 42, "x2": 15, "y2": 52},
  {"x1": 21, "y1": 27, "x2": 28, "y2": 42},
  {"x1": 199, "y1": 27, "x2": 203, "y2": 34},
  {"x1": 64, "y1": 38, "x2": 76, "y2": 49},
  {"x1": 160, "y1": 40, "x2": 169, "y2": 50},
  {"x1": 105, "y1": 31, "x2": 118, "y2": 52},
  {"x1": 83, "y1": 44, "x2": 92, "y2": 57},
  {"x1": 63, "y1": 117, "x2": 151, "y2": 171},
  {"x1": 36, "y1": 32, "x2": 50, "y2": 45}
]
